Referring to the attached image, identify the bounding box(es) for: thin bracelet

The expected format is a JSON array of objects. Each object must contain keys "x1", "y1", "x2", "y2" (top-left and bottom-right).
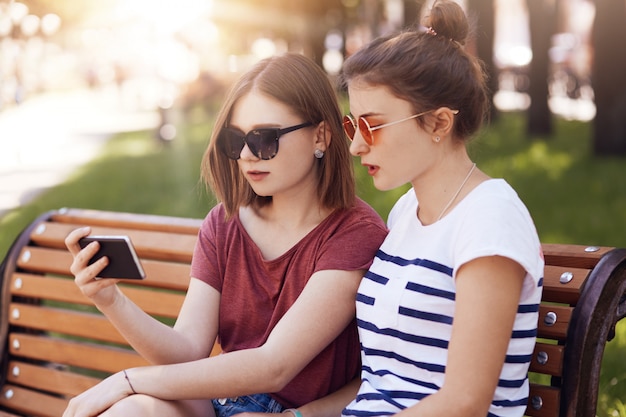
[
  {"x1": 283, "y1": 409, "x2": 303, "y2": 417},
  {"x1": 123, "y1": 369, "x2": 138, "y2": 395}
]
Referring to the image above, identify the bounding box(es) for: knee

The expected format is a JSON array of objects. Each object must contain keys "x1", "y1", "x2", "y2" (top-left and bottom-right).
[
  {"x1": 100, "y1": 394, "x2": 153, "y2": 417},
  {"x1": 100, "y1": 395, "x2": 214, "y2": 417}
]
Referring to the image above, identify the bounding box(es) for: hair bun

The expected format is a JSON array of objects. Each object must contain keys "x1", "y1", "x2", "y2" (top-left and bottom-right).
[{"x1": 427, "y1": 0, "x2": 469, "y2": 45}]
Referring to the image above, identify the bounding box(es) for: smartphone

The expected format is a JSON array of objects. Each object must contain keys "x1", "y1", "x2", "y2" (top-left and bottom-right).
[{"x1": 78, "y1": 235, "x2": 146, "y2": 280}]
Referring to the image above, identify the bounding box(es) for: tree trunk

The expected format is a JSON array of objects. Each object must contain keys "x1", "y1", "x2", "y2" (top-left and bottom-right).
[
  {"x1": 526, "y1": 0, "x2": 556, "y2": 136},
  {"x1": 466, "y1": 0, "x2": 498, "y2": 121},
  {"x1": 403, "y1": 0, "x2": 426, "y2": 28},
  {"x1": 591, "y1": 0, "x2": 626, "y2": 156}
]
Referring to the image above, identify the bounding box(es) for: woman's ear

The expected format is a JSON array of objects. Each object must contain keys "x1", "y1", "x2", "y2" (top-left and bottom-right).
[
  {"x1": 430, "y1": 107, "x2": 456, "y2": 138},
  {"x1": 314, "y1": 121, "x2": 331, "y2": 152}
]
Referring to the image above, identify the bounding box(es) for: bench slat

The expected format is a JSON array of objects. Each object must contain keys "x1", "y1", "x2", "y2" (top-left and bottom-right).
[
  {"x1": 8, "y1": 334, "x2": 148, "y2": 373},
  {"x1": 536, "y1": 305, "x2": 572, "y2": 340},
  {"x1": 9, "y1": 274, "x2": 185, "y2": 319},
  {"x1": 10, "y1": 273, "x2": 85, "y2": 304},
  {"x1": 16, "y1": 247, "x2": 70, "y2": 276},
  {"x1": 526, "y1": 384, "x2": 560, "y2": 417},
  {"x1": 50, "y1": 208, "x2": 202, "y2": 235},
  {"x1": 0, "y1": 411, "x2": 26, "y2": 417},
  {"x1": 0, "y1": 384, "x2": 67, "y2": 417},
  {"x1": 541, "y1": 244, "x2": 611, "y2": 269},
  {"x1": 6, "y1": 361, "x2": 98, "y2": 397},
  {"x1": 8, "y1": 303, "x2": 125, "y2": 345},
  {"x1": 529, "y1": 343, "x2": 564, "y2": 376},
  {"x1": 30, "y1": 222, "x2": 197, "y2": 263},
  {"x1": 541, "y1": 265, "x2": 589, "y2": 305},
  {"x1": 15, "y1": 246, "x2": 191, "y2": 291}
]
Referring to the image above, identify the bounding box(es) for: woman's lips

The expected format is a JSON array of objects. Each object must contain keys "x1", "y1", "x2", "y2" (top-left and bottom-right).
[
  {"x1": 246, "y1": 170, "x2": 269, "y2": 181},
  {"x1": 364, "y1": 164, "x2": 379, "y2": 176}
]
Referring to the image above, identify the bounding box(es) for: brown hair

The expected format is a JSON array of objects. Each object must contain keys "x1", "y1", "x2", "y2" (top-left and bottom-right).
[
  {"x1": 202, "y1": 53, "x2": 355, "y2": 218},
  {"x1": 339, "y1": 0, "x2": 489, "y2": 140}
]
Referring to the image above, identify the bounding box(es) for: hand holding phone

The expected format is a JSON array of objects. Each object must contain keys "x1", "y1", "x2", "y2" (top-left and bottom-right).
[{"x1": 78, "y1": 235, "x2": 146, "y2": 280}]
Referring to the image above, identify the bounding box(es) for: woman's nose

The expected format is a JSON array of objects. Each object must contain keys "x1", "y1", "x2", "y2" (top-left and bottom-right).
[
  {"x1": 349, "y1": 132, "x2": 368, "y2": 156},
  {"x1": 239, "y1": 142, "x2": 258, "y2": 160}
]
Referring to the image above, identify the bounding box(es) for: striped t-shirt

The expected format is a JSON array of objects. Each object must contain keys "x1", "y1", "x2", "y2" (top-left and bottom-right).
[{"x1": 343, "y1": 180, "x2": 544, "y2": 417}]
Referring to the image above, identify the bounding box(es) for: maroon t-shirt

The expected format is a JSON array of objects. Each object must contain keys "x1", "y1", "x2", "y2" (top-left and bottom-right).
[{"x1": 191, "y1": 198, "x2": 387, "y2": 408}]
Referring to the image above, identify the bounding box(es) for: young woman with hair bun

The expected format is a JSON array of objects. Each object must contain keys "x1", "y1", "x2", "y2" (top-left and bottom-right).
[{"x1": 337, "y1": 1, "x2": 544, "y2": 416}]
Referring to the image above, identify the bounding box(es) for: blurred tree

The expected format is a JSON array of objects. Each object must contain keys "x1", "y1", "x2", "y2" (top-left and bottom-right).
[
  {"x1": 466, "y1": 0, "x2": 498, "y2": 121},
  {"x1": 526, "y1": 0, "x2": 556, "y2": 136},
  {"x1": 592, "y1": 0, "x2": 626, "y2": 155},
  {"x1": 403, "y1": 0, "x2": 426, "y2": 28},
  {"x1": 289, "y1": 0, "x2": 345, "y2": 66}
]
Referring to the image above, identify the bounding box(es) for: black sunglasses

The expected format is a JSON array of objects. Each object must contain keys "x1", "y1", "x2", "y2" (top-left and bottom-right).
[{"x1": 218, "y1": 122, "x2": 313, "y2": 160}]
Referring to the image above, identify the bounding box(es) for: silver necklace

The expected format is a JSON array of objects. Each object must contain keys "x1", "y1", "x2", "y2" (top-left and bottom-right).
[{"x1": 437, "y1": 163, "x2": 476, "y2": 221}]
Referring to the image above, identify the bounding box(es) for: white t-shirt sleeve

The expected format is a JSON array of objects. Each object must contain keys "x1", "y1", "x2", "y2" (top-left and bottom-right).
[{"x1": 452, "y1": 183, "x2": 543, "y2": 286}]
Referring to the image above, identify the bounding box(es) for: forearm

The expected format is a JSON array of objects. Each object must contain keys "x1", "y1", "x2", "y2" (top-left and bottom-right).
[
  {"x1": 125, "y1": 352, "x2": 358, "y2": 411},
  {"x1": 98, "y1": 289, "x2": 204, "y2": 364},
  {"x1": 126, "y1": 347, "x2": 285, "y2": 401}
]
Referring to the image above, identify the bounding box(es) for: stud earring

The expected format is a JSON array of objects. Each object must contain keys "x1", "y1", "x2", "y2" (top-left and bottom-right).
[
  {"x1": 434, "y1": 136, "x2": 441, "y2": 142},
  {"x1": 314, "y1": 149, "x2": 324, "y2": 159}
]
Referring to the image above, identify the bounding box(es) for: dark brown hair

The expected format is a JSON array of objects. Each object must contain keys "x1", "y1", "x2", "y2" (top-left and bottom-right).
[
  {"x1": 202, "y1": 53, "x2": 355, "y2": 218},
  {"x1": 339, "y1": 0, "x2": 489, "y2": 140}
]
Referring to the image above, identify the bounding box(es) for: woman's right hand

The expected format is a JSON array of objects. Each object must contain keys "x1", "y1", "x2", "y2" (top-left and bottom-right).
[{"x1": 65, "y1": 226, "x2": 122, "y2": 308}]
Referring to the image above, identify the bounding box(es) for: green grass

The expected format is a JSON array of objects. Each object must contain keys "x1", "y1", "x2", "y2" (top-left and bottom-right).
[
  {"x1": 473, "y1": 114, "x2": 626, "y2": 248},
  {"x1": 0, "y1": 113, "x2": 215, "y2": 260},
  {"x1": 1, "y1": 109, "x2": 625, "y2": 415}
]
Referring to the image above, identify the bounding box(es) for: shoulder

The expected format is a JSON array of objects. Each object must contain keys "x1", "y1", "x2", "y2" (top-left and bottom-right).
[
  {"x1": 199, "y1": 203, "x2": 237, "y2": 236},
  {"x1": 461, "y1": 180, "x2": 533, "y2": 225},
  {"x1": 454, "y1": 179, "x2": 543, "y2": 279},
  {"x1": 319, "y1": 198, "x2": 387, "y2": 246},
  {"x1": 337, "y1": 198, "x2": 387, "y2": 229}
]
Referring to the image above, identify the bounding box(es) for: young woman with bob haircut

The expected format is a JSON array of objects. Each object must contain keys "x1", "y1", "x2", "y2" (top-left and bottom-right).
[{"x1": 63, "y1": 53, "x2": 387, "y2": 417}]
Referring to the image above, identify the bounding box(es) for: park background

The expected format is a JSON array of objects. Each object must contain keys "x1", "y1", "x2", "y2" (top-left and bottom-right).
[{"x1": 1, "y1": 0, "x2": 625, "y2": 415}]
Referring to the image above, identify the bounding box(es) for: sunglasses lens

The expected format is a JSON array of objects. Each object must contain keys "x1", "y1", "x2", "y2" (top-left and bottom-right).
[
  {"x1": 357, "y1": 118, "x2": 374, "y2": 145},
  {"x1": 249, "y1": 130, "x2": 279, "y2": 160},
  {"x1": 218, "y1": 128, "x2": 245, "y2": 160},
  {"x1": 218, "y1": 128, "x2": 279, "y2": 160},
  {"x1": 343, "y1": 115, "x2": 356, "y2": 140}
]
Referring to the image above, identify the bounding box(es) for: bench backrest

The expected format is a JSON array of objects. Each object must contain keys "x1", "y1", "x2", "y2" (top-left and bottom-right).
[
  {"x1": 1, "y1": 208, "x2": 625, "y2": 417},
  {"x1": 0, "y1": 208, "x2": 212, "y2": 416},
  {"x1": 526, "y1": 243, "x2": 626, "y2": 417}
]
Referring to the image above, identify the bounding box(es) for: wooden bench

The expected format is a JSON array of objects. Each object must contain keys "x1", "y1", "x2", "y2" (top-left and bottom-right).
[{"x1": 0, "y1": 208, "x2": 625, "y2": 417}]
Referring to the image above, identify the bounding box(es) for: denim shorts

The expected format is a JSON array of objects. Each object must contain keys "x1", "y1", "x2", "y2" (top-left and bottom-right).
[{"x1": 212, "y1": 393, "x2": 284, "y2": 417}]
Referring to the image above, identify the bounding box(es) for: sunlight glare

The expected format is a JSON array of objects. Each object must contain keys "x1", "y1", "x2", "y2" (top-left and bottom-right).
[{"x1": 115, "y1": 0, "x2": 214, "y2": 36}]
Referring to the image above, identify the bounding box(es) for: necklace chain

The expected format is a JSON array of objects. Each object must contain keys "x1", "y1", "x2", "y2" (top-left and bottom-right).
[{"x1": 437, "y1": 163, "x2": 476, "y2": 221}]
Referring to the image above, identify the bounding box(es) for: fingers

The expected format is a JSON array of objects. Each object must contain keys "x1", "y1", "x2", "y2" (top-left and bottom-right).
[
  {"x1": 64, "y1": 227, "x2": 120, "y2": 306},
  {"x1": 65, "y1": 227, "x2": 91, "y2": 255},
  {"x1": 72, "y1": 251, "x2": 109, "y2": 280},
  {"x1": 65, "y1": 226, "x2": 108, "y2": 282}
]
